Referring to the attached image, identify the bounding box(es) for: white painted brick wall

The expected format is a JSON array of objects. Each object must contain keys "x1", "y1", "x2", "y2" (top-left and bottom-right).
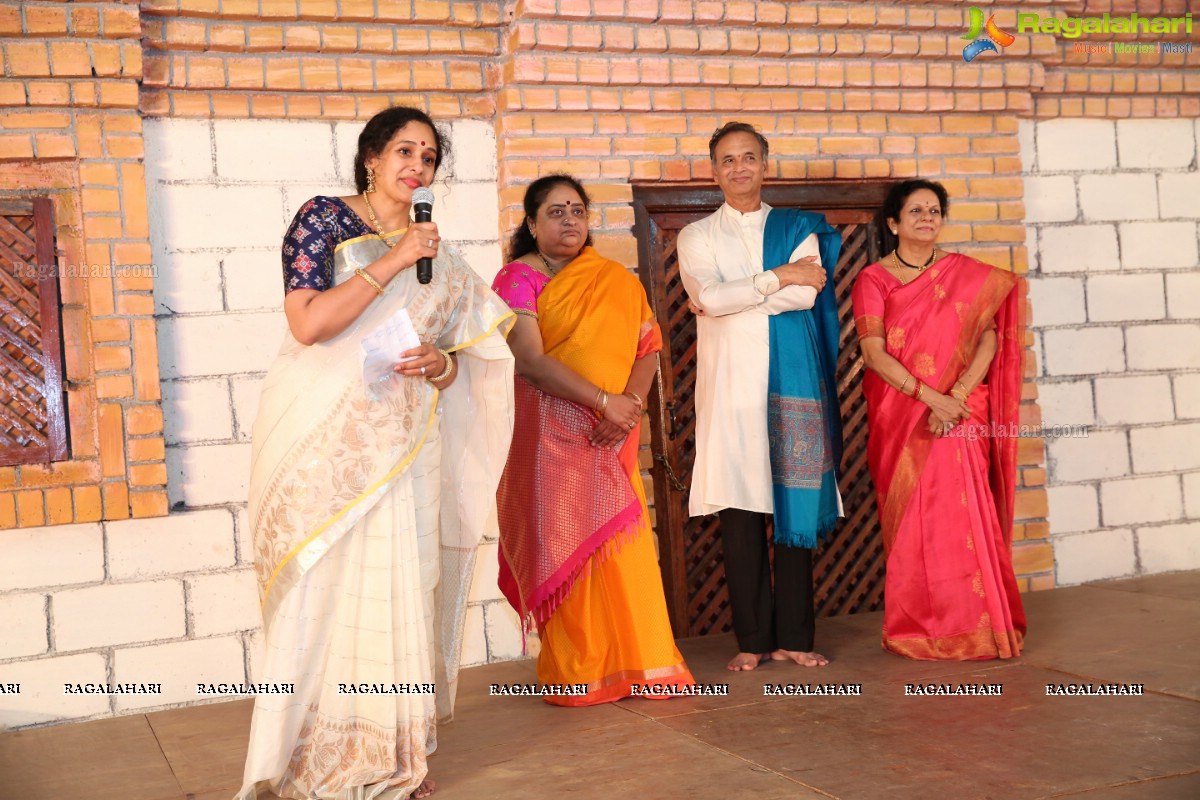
[
  {"x1": 0, "y1": 525, "x2": 104, "y2": 592},
  {"x1": 1136, "y1": 522, "x2": 1200, "y2": 573},
  {"x1": 112, "y1": 636, "x2": 245, "y2": 711},
  {"x1": 187, "y1": 570, "x2": 261, "y2": 638},
  {"x1": 166, "y1": 443, "x2": 252, "y2": 508},
  {"x1": 1039, "y1": 225, "x2": 1120, "y2": 272},
  {"x1": 0, "y1": 654, "x2": 110, "y2": 727},
  {"x1": 0, "y1": 593, "x2": 48, "y2": 659},
  {"x1": 1024, "y1": 118, "x2": 1200, "y2": 586},
  {"x1": 106, "y1": 510, "x2": 237, "y2": 580},
  {"x1": 1130, "y1": 423, "x2": 1200, "y2": 474},
  {"x1": 1085, "y1": 274, "x2": 1164, "y2": 322},
  {"x1": 1054, "y1": 529, "x2": 1136, "y2": 585},
  {"x1": 1094, "y1": 375, "x2": 1174, "y2": 426},
  {"x1": 161, "y1": 379, "x2": 235, "y2": 445},
  {"x1": 53, "y1": 581, "x2": 186, "y2": 652}
]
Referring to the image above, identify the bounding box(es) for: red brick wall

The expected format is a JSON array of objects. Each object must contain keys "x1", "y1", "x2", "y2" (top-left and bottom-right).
[{"x1": 0, "y1": 1, "x2": 167, "y2": 524}]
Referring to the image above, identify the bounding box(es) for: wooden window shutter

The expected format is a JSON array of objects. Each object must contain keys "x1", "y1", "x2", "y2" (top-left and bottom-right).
[{"x1": 0, "y1": 197, "x2": 68, "y2": 465}]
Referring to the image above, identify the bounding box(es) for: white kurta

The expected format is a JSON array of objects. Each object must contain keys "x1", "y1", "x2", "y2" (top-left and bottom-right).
[{"x1": 677, "y1": 202, "x2": 821, "y2": 517}]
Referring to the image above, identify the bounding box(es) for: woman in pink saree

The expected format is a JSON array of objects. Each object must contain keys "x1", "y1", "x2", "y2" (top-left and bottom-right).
[{"x1": 852, "y1": 179, "x2": 1026, "y2": 660}]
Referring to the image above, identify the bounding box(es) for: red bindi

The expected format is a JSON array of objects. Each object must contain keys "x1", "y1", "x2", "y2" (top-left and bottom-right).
[{"x1": 420, "y1": 140, "x2": 426, "y2": 146}]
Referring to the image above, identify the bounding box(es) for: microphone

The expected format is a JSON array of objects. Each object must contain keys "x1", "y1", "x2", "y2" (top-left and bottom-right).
[{"x1": 412, "y1": 186, "x2": 435, "y2": 285}]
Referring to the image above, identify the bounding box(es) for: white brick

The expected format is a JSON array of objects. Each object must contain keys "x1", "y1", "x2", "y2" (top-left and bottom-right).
[
  {"x1": 467, "y1": 541, "x2": 502, "y2": 604},
  {"x1": 1037, "y1": 380, "x2": 1095, "y2": 427},
  {"x1": 1054, "y1": 529, "x2": 1135, "y2": 586},
  {"x1": 144, "y1": 119, "x2": 213, "y2": 182},
  {"x1": 333, "y1": 122, "x2": 366, "y2": 187},
  {"x1": 1018, "y1": 119, "x2": 1036, "y2": 173},
  {"x1": 1159, "y1": 173, "x2": 1200, "y2": 219},
  {"x1": 1101, "y1": 475, "x2": 1182, "y2": 527},
  {"x1": 1094, "y1": 375, "x2": 1174, "y2": 426},
  {"x1": 1028, "y1": 277, "x2": 1085, "y2": 327},
  {"x1": 151, "y1": 185, "x2": 284, "y2": 252},
  {"x1": 231, "y1": 375, "x2": 264, "y2": 442},
  {"x1": 1175, "y1": 374, "x2": 1200, "y2": 419},
  {"x1": 245, "y1": 628, "x2": 265, "y2": 682},
  {"x1": 106, "y1": 509, "x2": 237, "y2": 580},
  {"x1": 1126, "y1": 324, "x2": 1200, "y2": 371},
  {"x1": 187, "y1": 569, "x2": 261, "y2": 637},
  {"x1": 1039, "y1": 225, "x2": 1119, "y2": 273},
  {"x1": 1078, "y1": 174, "x2": 1159, "y2": 222},
  {"x1": 1024, "y1": 227, "x2": 1039, "y2": 273},
  {"x1": 162, "y1": 378, "x2": 234, "y2": 444},
  {"x1": 1119, "y1": 222, "x2": 1199, "y2": 270},
  {"x1": 235, "y1": 505, "x2": 254, "y2": 564},
  {"x1": 1042, "y1": 327, "x2": 1125, "y2": 376},
  {"x1": 153, "y1": 253, "x2": 224, "y2": 315},
  {"x1": 1136, "y1": 522, "x2": 1200, "y2": 574},
  {"x1": 460, "y1": 603, "x2": 487, "y2": 667},
  {"x1": 0, "y1": 593, "x2": 48, "y2": 659},
  {"x1": 167, "y1": 443, "x2": 252, "y2": 508},
  {"x1": 1131, "y1": 423, "x2": 1200, "y2": 474},
  {"x1": 432, "y1": 181, "x2": 501, "y2": 243},
  {"x1": 1036, "y1": 119, "x2": 1116, "y2": 172},
  {"x1": 484, "y1": 600, "x2": 525, "y2": 662},
  {"x1": 0, "y1": 654, "x2": 109, "y2": 727},
  {"x1": 0, "y1": 524, "x2": 103, "y2": 591},
  {"x1": 1166, "y1": 272, "x2": 1200, "y2": 319},
  {"x1": 448, "y1": 119, "x2": 497, "y2": 182},
  {"x1": 223, "y1": 250, "x2": 285, "y2": 312},
  {"x1": 54, "y1": 581, "x2": 185, "y2": 651},
  {"x1": 1048, "y1": 430, "x2": 1129, "y2": 483},
  {"x1": 1046, "y1": 484, "x2": 1100, "y2": 535},
  {"x1": 1183, "y1": 471, "x2": 1200, "y2": 518},
  {"x1": 1086, "y1": 274, "x2": 1165, "y2": 323},
  {"x1": 1116, "y1": 119, "x2": 1196, "y2": 169},
  {"x1": 214, "y1": 120, "x2": 337, "y2": 183},
  {"x1": 456, "y1": 241, "x2": 504, "y2": 286},
  {"x1": 112, "y1": 636, "x2": 245, "y2": 711},
  {"x1": 1023, "y1": 176, "x2": 1077, "y2": 223},
  {"x1": 158, "y1": 312, "x2": 286, "y2": 378}
]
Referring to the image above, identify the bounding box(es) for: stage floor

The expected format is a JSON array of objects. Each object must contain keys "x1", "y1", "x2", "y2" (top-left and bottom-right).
[{"x1": 1, "y1": 571, "x2": 1197, "y2": 800}]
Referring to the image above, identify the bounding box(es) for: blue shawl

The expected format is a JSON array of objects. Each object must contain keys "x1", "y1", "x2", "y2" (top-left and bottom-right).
[{"x1": 763, "y1": 208, "x2": 843, "y2": 548}]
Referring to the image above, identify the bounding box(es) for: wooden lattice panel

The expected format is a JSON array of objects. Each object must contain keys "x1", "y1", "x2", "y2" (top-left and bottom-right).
[
  {"x1": 0, "y1": 199, "x2": 67, "y2": 465},
  {"x1": 634, "y1": 182, "x2": 890, "y2": 637}
]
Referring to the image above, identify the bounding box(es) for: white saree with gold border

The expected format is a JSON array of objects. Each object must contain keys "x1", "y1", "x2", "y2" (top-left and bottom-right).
[{"x1": 238, "y1": 234, "x2": 514, "y2": 800}]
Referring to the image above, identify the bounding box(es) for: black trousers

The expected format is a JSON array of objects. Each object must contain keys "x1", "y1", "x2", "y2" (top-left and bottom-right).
[{"x1": 718, "y1": 507, "x2": 816, "y2": 653}]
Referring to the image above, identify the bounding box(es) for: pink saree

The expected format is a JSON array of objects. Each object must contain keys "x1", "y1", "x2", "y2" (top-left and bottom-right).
[{"x1": 852, "y1": 253, "x2": 1027, "y2": 660}]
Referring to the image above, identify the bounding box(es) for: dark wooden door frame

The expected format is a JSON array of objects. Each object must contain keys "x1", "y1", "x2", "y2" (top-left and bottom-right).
[{"x1": 632, "y1": 180, "x2": 891, "y2": 636}]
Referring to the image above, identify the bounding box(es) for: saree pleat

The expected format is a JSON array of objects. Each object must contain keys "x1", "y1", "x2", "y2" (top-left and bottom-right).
[
  {"x1": 852, "y1": 254, "x2": 1026, "y2": 661},
  {"x1": 240, "y1": 236, "x2": 514, "y2": 799},
  {"x1": 495, "y1": 247, "x2": 693, "y2": 705}
]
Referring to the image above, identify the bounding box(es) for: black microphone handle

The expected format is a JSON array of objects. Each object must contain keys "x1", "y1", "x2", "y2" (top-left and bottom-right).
[{"x1": 414, "y1": 203, "x2": 433, "y2": 284}]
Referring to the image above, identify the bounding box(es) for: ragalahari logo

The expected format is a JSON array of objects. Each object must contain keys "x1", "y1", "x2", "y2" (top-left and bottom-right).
[{"x1": 961, "y1": 7, "x2": 1016, "y2": 62}]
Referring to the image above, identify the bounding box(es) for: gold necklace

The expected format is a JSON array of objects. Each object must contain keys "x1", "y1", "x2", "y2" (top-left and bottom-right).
[
  {"x1": 362, "y1": 192, "x2": 397, "y2": 247},
  {"x1": 532, "y1": 251, "x2": 566, "y2": 278},
  {"x1": 890, "y1": 248, "x2": 939, "y2": 284}
]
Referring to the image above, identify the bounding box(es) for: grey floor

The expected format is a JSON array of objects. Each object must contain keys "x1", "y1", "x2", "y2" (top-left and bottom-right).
[{"x1": 1, "y1": 571, "x2": 1197, "y2": 800}]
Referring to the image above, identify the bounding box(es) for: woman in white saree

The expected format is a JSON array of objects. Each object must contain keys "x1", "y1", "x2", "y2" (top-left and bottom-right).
[{"x1": 238, "y1": 107, "x2": 514, "y2": 800}]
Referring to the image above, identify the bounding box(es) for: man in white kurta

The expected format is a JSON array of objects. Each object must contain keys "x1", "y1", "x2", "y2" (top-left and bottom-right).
[{"x1": 677, "y1": 122, "x2": 838, "y2": 671}]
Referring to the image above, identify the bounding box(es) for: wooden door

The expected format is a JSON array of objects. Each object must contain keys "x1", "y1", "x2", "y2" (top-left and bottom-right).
[{"x1": 632, "y1": 182, "x2": 889, "y2": 636}]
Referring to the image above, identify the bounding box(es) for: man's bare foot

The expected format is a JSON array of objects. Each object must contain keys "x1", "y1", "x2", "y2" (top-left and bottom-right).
[
  {"x1": 771, "y1": 649, "x2": 829, "y2": 667},
  {"x1": 411, "y1": 778, "x2": 436, "y2": 799},
  {"x1": 726, "y1": 651, "x2": 769, "y2": 671}
]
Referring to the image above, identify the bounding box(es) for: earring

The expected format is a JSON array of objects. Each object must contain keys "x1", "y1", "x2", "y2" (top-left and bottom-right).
[
  {"x1": 890, "y1": 227, "x2": 897, "y2": 234},
  {"x1": 366, "y1": 166, "x2": 376, "y2": 193}
]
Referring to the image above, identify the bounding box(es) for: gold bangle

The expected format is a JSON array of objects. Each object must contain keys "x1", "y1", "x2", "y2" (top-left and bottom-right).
[
  {"x1": 898, "y1": 375, "x2": 911, "y2": 396},
  {"x1": 428, "y1": 350, "x2": 453, "y2": 383},
  {"x1": 594, "y1": 387, "x2": 605, "y2": 412},
  {"x1": 355, "y1": 268, "x2": 384, "y2": 296},
  {"x1": 626, "y1": 390, "x2": 643, "y2": 407},
  {"x1": 598, "y1": 390, "x2": 609, "y2": 419}
]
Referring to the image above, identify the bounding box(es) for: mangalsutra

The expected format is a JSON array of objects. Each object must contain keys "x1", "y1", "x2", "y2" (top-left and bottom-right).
[
  {"x1": 893, "y1": 247, "x2": 939, "y2": 271},
  {"x1": 362, "y1": 192, "x2": 396, "y2": 248},
  {"x1": 533, "y1": 251, "x2": 565, "y2": 277}
]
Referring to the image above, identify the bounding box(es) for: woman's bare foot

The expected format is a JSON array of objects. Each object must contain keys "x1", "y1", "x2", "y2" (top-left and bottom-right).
[
  {"x1": 411, "y1": 778, "x2": 436, "y2": 799},
  {"x1": 771, "y1": 649, "x2": 829, "y2": 667},
  {"x1": 726, "y1": 651, "x2": 769, "y2": 671}
]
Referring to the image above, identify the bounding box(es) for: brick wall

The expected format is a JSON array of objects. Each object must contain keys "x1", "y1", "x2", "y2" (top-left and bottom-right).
[
  {"x1": 2, "y1": 0, "x2": 1197, "y2": 728},
  {"x1": 1025, "y1": 118, "x2": 1200, "y2": 584},
  {"x1": 0, "y1": 0, "x2": 168, "y2": 526}
]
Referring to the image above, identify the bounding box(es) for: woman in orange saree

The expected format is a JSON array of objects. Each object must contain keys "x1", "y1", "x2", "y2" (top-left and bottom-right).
[
  {"x1": 852, "y1": 179, "x2": 1026, "y2": 661},
  {"x1": 492, "y1": 174, "x2": 694, "y2": 705}
]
